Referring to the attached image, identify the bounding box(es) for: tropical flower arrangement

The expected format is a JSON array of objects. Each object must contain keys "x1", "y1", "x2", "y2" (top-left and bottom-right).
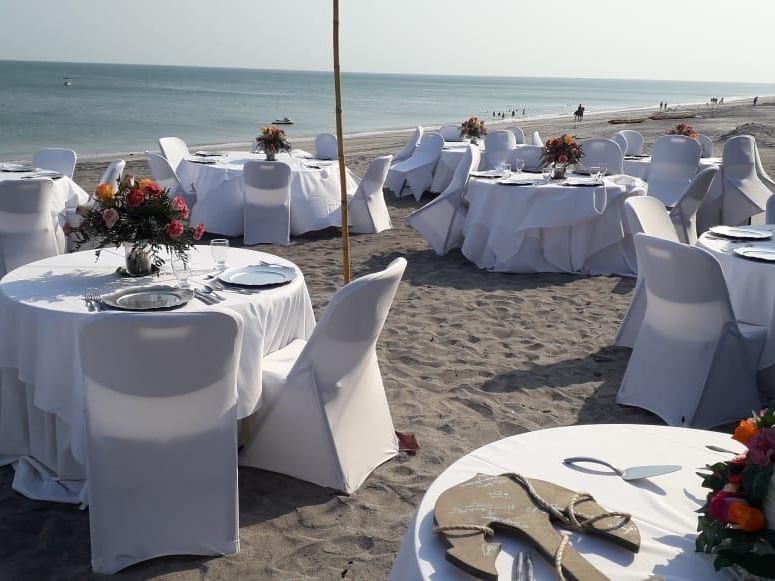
[
  {"x1": 696, "y1": 405, "x2": 775, "y2": 578},
  {"x1": 255, "y1": 126, "x2": 292, "y2": 160},
  {"x1": 66, "y1": 176, "x2": 205, "y2": 274},
  {"x1": 669, "y1": 123, "x2": 699, "y2": 139},
  {"x1": 542, "y1": 134, "x2": 584, "y2": 166},
  {"x1": 460, "y1": 117, "x2": 487, "y2": 143}
]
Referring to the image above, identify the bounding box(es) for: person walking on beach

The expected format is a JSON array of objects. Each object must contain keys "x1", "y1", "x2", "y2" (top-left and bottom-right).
[{"x1": 754, "y1": 96, "x2": 759, "y2": 106}]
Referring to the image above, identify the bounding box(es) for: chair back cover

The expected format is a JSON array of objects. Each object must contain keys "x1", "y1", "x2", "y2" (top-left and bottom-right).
[
  {"x1": 99, "y1": 159, "x2": 126, "y2": 189},
  {"x1": 315, "y1": 133, "x2": 339, "y2": 160},
  {"x1": 618, "y1": 130, "x2": 644, "y2": 155},
  {"x1": 623, "y1": 195, "x2": 679, "y2": 242},
  {"x1": 79, "y1": 310, "x2": 243, "y2": 573},
  {"x1": 393, "y1": 126, "x2": 423, "y2": 164},
  {"x1": 349, "y1": 155, "x2": 393, "y2": 234},
  {"x1": 669, "y1": 166, "x2": 719, "y2": 243},
  {"x1": 532, "y1": 131, "x2": 544, "y2": 147},
  {"x1": 32, "y1": 148, "x2": 77, "y2": 178},
  {"x1": 144, "y1": 151, "x2": 185, "y2": 197},
  {"x1": 484, "y1": 130, "x2": 517, "y2": 170},
  {"x1": 721, "y1": 135, "x2": 772, "y2": 225},
  {"x1": 697, "y1": 134, "x2": 714, "y2": 158},
  {"x1": 439, "y1": 124, "x2": 463, "y2": 141},
  {"x1": 0, "y1": 179, "x2": 61, "y2": 277},
  {"x1": 509, "y1": 127, "x2": 526, "y2": 144},
  {"x1": 243, "y1": 160, "x2": 292, "y2": 245},
  {"x1": 581, "y1": 138, "x2": 624, "y2": 174},
  {"x1": 510, "y1": 145, "x2": 545, "y2": 171},
  {"x1": 386, "y1": 133, "x2": 444, "y2": 200},
  {"x1": 612, "y1": 132, "x2": 629, "y2": 156},
  {"x1": 646, "y1": 135, "x2": 701, "y2": 206},
  {"x1": 158, "y1": 137, "x2": 190, "y2": 172},
  {"x1": 618, "y1": 235, "x2": 762, "y2": 427}
]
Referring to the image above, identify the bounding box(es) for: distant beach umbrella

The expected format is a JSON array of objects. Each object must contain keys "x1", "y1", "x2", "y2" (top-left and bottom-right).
[{"x1": 333, "y1": 0, "x2": 351, "y2": 282}]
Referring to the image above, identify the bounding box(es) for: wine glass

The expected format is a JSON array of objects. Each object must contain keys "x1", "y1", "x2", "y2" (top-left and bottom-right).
[
  {"x1": 171, "y1": 256, "x2": 191, "y2": 288},
  {"x1": 500, "y1": 161, "x2": 512, "y2": 178},
  {"x1": 599, "y1": 162, "x2": 608, "y2": 181},
  {"x1": 514, "y1": 159, "x2": 525, "y2": 174},
  {"x1": 210, "y1": 239, "x2": 229, "y2": 270},
  {"x1": 542, "y1": 164, "x2": 553, "y2": 182},
  {"x1": 588, "y1": 166, "x2": 601, "y2": 181}
]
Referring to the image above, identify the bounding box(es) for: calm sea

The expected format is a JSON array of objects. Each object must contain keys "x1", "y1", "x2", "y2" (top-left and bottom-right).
[{"x1": 1, "y1": 60, "x2": 774, "y2": 161}]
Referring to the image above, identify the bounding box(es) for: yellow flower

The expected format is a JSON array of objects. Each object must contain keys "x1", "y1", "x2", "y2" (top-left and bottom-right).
[
  {"x1": 94, "y1": 183, "x2": 115, "y2": 202},
  {"x1": 563, "y1": 134, "x2": 574, "y2": 145},
  {"x1": 138, "y1": 178, "x2": 154, "y2": 191}
]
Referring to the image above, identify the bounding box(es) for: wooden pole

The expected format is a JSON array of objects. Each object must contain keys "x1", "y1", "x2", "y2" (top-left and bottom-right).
[{"x1": 333, "y1": 0, "x2": 351, "y2": 283}]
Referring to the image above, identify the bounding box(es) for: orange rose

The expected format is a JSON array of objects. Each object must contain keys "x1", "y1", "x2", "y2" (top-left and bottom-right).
[
  {"x1": 137, "y1": 178, "x2": 154, "y2": 191},
  {"x1": 733, "y1": 418, "x2": 759, "y2": 445},
  {"x1": 94, "y1": 183, "x2": 115, "y2": 202},
  {"x1": 564, "y1": 134, "x2": 573, "y2": 145},
  {"x1": 728, "y1": 502, "x2": 766, "y2": 532}
]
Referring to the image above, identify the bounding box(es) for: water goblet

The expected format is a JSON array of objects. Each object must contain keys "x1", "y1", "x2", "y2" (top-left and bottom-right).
[
  {"x1": 589, "y1": 166, "x2": 601, "y2": 181},
  {"x1": 210, "y1": 239, "x2": 229, "y2": 270},
  {"x1": 542, "y1": 164, "x2": 552, "y2": 182},
  {"x1": 171, "y1": 256, "x2": 191, "y2": 288},
  {"x1": 500, "y1": 161, "x2": 512, "y2": 178},
  {"x1": 599, "y1": 162, "x2": 608, "y2": 180},
  {"x1": 514, "y1": 159, "x2": 526, "y2": 174}
]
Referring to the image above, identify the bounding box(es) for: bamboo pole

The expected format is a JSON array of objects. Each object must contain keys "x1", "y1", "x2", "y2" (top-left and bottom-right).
[{"x1": 333, "y1": 0, "x2": 351, "y2": 283}]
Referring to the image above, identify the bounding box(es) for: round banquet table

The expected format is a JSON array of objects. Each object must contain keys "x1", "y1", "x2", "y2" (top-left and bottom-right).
[
  {"x1": 429, "y1": 142, "x2": 486, "y2": 193},
  {"x1": 178, "y1": 150, "x2": 359, "y2": 237},
  {"x1": 461, "y1": 174, "x2": 645, "y2": 275},
  {"x1": 0, "y1": 246, "x2": 315, "y2": 502},
  {"x1": 389, "y1": 424, "x2": 743, "y2": 580}
]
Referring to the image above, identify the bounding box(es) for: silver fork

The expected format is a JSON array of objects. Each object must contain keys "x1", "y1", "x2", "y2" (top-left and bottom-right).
[
  {"x1": 82, "y1": 291, "x2": 95, "y2": 312},
  {"x1": 86, "y1": 289, "x2": 103, "y2": 311},
  {"x1": 514, "y1": 551, "x2": 535, "y2": 581}
]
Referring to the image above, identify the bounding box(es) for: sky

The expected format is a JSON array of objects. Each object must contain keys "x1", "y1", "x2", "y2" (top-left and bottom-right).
[{"x1": 0, "y1": 0, "x2": 773, "y2": 82}]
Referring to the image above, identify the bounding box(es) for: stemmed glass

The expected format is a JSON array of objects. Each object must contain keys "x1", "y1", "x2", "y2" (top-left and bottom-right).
[
  {"x1": 599, "y1": 162, "x2": 608, "y2": 182},
  {"x1": 589, "y1": 166, "x2": 601, "y2": 182},
  {"x1": 210, "y1": 239, "x2": 229, "y2": 271},
  {"x1": 514, "y1": 159, "x2": 525, "y2": 175},
  {"x1": 171, "y1": 256, "x2": 191, "y2": 288},
  {"x1": 542, "y1": 164, "x2": 553, "y2": 182},
  {"x1": 499, "y1": 161, "x2": 512, "y2": 179}
]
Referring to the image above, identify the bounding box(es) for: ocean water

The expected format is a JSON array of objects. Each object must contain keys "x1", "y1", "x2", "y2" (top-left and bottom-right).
[{"x1": 1, "y1": 60, "x2": 774, "y2": 161}]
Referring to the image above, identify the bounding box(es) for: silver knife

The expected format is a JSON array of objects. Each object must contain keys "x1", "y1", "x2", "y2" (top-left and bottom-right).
[{"x1": 563, "y1": 456, "x2": 681, "y2": 481}]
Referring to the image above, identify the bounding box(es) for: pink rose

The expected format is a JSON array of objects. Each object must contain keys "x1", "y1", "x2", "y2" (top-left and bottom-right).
[
  {"x1": 193, "y1": 223, "x2": 205, "y2": 241},
  {"x1": 127, "y1": 188, "x2": 145, "y2": 208},
  {"x1": 172, "y1": 196, "x2": 189, "y2": 219},
  {"x1": 558, "y1": 154, "x2": 568, "y2": 164},
  {"x1": 165, "y1": 219, "x2": 185, "y2": 239},
  {"x1": 747, "y1": 428, "x2": 775, "y2": 466},
  {"x1": 102, "y1": 208, "x2": 119, "y2": 229}
]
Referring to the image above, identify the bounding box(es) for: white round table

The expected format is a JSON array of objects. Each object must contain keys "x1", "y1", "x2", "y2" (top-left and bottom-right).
[
  {"x1": 461, "y1": 175, "x2": 645, "y2": 275},
  {"x1": 0, "y1": 246, "x2": 315, "y2": 501},
  {"x1": 389, "y1": 424, "x2": 742, "y2": 580},
  {"x1": 178, "y1": 150, "x2": 359, "y2": 237}
]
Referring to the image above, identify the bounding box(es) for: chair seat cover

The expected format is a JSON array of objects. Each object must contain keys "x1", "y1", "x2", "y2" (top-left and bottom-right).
[
  {"x1": 386, "y1": 134, "x2": 444, "y2": 201},
  {"x1": 349, "y1": 155, "x2": 393, "y2": 234},
  {"x1": 720, "y1": 135, "x2": 773, "y2": 226}
]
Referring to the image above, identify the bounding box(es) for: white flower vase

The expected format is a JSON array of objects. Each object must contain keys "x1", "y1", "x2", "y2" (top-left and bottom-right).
[{"x1": 123, "y1": 241, "x2": 154, "y2": 276}]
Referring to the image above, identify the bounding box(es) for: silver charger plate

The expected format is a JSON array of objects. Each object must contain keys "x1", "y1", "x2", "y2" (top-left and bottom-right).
[
  {"x1": 217, "y1": 264, "x2": 296, "y2": 287},
  {"x1": 708, "y1": 226, "x2": 772, "y2": 241},
  {"x1": 733, "y1": 245, "x2": 775, "y2": 263},
  {"x1": 471, "y1": 170, "x2": 506, "y2": 179},
  {"x1": 100, "y1": 285, "x2": 193, "y2": 311},
  {"x1": 0, "y1": 163, "x2": 36, "y2": 172},
  {"x1": 496, "y1": 179, "x2": 537, "y2": 186}
]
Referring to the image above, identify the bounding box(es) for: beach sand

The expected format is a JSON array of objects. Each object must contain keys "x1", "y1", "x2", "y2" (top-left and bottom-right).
[{"x1": 2, "y1": 98, "x2": 775, "y2": 580}]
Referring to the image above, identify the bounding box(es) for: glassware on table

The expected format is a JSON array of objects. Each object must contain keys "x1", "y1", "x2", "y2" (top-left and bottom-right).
[
  {"x1": 599, "y1": 162, "x2": 608, "y2": 180},
  {"x1": 171, "y1": 256, "x2": 191, "y2": 288},
  {"x1": 514, "y1": 159, "x2": 525, "y2": 174},
  {"x1": 210, "y1": 239, "x2": 229, "y2": 270},
  {"x1": 499, "y1": 161, "x2": 512, "y2": 178},
  {"x1": 542, "y1": 164, "x2": 553, "y2": 182},
  {"x1": 589, "y1": 166, "x2": 601, "y2": 181}
]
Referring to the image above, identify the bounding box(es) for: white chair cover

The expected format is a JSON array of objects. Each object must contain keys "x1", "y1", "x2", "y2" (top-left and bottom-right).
[
  {"x1": 581, "y1": 138, "x2": 623, "y2": 174},
  {"x1": 509, "y1": 145, "x2": 545, "y2": 171},
  {"x1": 697, "y1": 134, "x2": 714, "y2": 158},
  {"x1": 144, "y1": 151, "x2": 193, "y2": 205},
  {"x1": 617, "y1": 130, "x2": 644, "y2": 155},
  {"x1": 407, "y1": 145, "x2": 480, "y2": 255},
  {"x1": 617, "y1": 235, "x2": 764, "y2": 428},
  {"x1": 239, "y1": 258, "x2": 407, "y2": 494},
  {"x1": 349, "y1": 155, "x2": 393, "y2": 234},
  {"x1": 243, "y1": 160, "x2": 291, "y2": 245},
  {"x1": 315, "y1": 133, "x2": 339, "y2": 160},
  {"x1": 720, "y1": 135, "x2": 773, "y2": 226},
  {"x1": 80, "y1": 309, "x2": 244, "y2": 574},
  {"x1": 509, "y1": 127, "x2": 526, "y2": 144},
  {"x1": 393, "y1": 126, "x2": 423, "y2": 165},
  {"x1": 32, "y1": 148, "x2": 77, "y2": 178},
  {"x1": 386, "y1": 133, "x2": 444, "y2": 201},
  {"x1": 439, "y1": 124, "x2": 462, "y2": 141},
  {"x1": 532, "y1": 131, "x2": 544, "y2": 147},
  {"x1": 669, "y1": 166, "x2": 719, "y2": 243},
  {"x1": 98, "y1": 159, "x2": 126, "y2": 189},
  {"x1": 158, "y1": 137, "x2": 190, "y2": 171},
  {"x1": 754, "y1": 139, "x2": 775, "y2": 194},
  {"x1": 612, "y1": 133, "x2": 629, "y2": 156},
  {"x1": 646, "y1": 135, "x2": 701, "y2": 206},
  {"x1": 767, "y1": 195, "x2": 775, "y2": 223},
  {"x1": 0, "y1": 179, "x2": 62, "y2": 277},
  {"x1": 484, "y1": 130, "x2": 517, "y2": 170}
]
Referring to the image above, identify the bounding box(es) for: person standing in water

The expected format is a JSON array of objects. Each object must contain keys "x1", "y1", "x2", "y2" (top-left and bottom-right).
[{"x1": 754, "y1": 96, "x2": 759, "y2": 106}]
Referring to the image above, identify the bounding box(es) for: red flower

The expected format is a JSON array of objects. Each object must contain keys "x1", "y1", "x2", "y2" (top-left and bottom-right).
[
  {"x1": 558, "y1": 154, "x2": 569, "y2": 164},
  {"x1": 143, "y1": 181, "x2": 163, "y2": 197},
  {"x1": 172, "y1": 196, "x2": 189, "y2": 219},
  {"x1": 63, "y1": 222, "x2": 72, "y2": 237},
  {"x1": 165, "y1": 219, "x2": 185, "y2": 239},
  {"x1": 126, "y1": 188, "x2": 145, "y2": 208},
  {"x1": 193, "y1": 223, "x2": 206, "y2": 241}
]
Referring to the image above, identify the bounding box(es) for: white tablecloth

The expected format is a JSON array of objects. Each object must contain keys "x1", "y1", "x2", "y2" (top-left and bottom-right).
[
  {"x1": 390, "y1": 424, "x2": 742, "y2": 581},
  {"x1": 461, "y1": 175, "x2": 645, "y2": 275},
  {"x1": 0, "y1": 170, "x2": 89, "y2": 229},
  {"x1": 430, "y1": 143, "x2": 486, "y2": 193},
  {"x1": 0, "y1": 246, "x2": 315, "y2": 500},
  {"x1": 179, "y1": 150, "x2": 359, "y2": 237}
]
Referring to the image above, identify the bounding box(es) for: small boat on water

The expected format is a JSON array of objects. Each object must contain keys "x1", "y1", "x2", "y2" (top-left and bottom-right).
[
  {"x1": 63, "y1": 77, "x2": 72, "y2": 87},
  {"x1": 273, "y1": 116, "x2": 294, "y2": 125}
]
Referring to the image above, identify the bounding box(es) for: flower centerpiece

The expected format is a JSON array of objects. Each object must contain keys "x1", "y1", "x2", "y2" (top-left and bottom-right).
[
  {"x1": 66, "y1": 176, "x2": 205, "y2": 276},
  {"x1": 542, "y1": 134, "x2": 583, "y2": 179},
  {"x1": 669, "y1": 123, "x2": 699, "y2": 139},
  {"x1": 254, "y1": 126, "x2": 292, "y2": 161},
  {"x1": 460, "y1": 117, "x2": 487, "y2": 144},
  {"x1": 696, "y1": 405, "x2": 775, "y2": 579}
]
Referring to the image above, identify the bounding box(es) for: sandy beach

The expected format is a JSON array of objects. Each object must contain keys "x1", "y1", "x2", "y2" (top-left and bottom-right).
[{"x1": 2, "y1": 98, "x2": 775, "y2": 580}]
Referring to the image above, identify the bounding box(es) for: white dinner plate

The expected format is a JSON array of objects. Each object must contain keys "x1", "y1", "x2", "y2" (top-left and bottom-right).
[
  {"x1": 708, "y1": 226, "x2": 772, "y2": 241},
  {"x1": 471, "y1": 170, "x2": 506, "y2": 179},
  {"x1": 733, "y1": 245, "x2": 775, "y2": 262},
  {"x1": 100, "y1": 285, "x2": 193, "y2": 311},
  {"x1": 496, "y1": 179, "x2": 537, "y2": 186},
  {"x1": 0, "y1": 163, "x2": 36, "y2": 172},
  {"x1": 563, "y1": 178, "x2": 602, "y2": 187},
  {"x1": 217, "y1": 264, "x2": 296, "y2": 287}
]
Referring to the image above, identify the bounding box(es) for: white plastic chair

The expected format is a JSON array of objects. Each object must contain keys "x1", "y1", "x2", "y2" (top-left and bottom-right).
[
  {"x1": 646, "y1": 135, "x2": 701, "y2": 206},
  {"x1": 612, "y1": 133, "x2": 629, "y2": 156},
  {"x1": 484, "y1": 130, "x2": 517, "y2": 170},
  {"x1": 32, "y1": 148, "x2": 77, "y2": 178},
  {"x1": 439, "y1": 124, "x2": 463, "y2": 141},
  {"x1": 158, "y1": 137, "x2": 190, "y2": 171},
  {"x1": 79, "y1": 309, "x2": 244, "y2": 574},
  {"x1": 532, "y1": 131, "x2": 544, "y2": 147},
  {"x1": 669, "y1": 166, "x2": 719, "y2": 243},
  {"x1": 581, "y1": 138, "x2": 623, "y2": 174},
  {"x1": 392, "y1": 126, "x2": 423, "y2": 165},
  {"x1": 509, "y1": 145, "x2": 545, "y2": 171},
  {"x1": 617, "y1": 235, "x2": 764, "y2": 428},
  {"x1": 407, "y1": 145, "x2": 480, "y2": 255},
  {"x1": 0, "y1": 179, "x2": 62, "y2": 277},
  {"x1": 239, "y1": 258, "x2": 407, "y2": 494},
  {"x1": 697, "y1": 134, "x2": 714, "y2": 158},
  {"x1": 243, "y1": 160, "x2": 291, "y2": 245},
  {"x1": 98, "y1": 159, "x2": 126, "y2": 189},
  {"x1": 349, "y1": 155, "x2": 393, "y2": 234},
  {"x1": 720, "y1": 135, "x2": 773, "y2": 226},
  {"x1": 386, "y1": 133, "x2": 444, "y2": 201},
  {"x1": 509, "y1": 127, "x2": 526, "y2": 144},
  {"x1": 144, "y1": 151, "x2": 194, "y2": 205},
  {"x1": 617, "y1": 130, "x2": 644, "y2": 155},
  {"x1": 315, "y1": 133, "x2": 339, "y2": 160}
]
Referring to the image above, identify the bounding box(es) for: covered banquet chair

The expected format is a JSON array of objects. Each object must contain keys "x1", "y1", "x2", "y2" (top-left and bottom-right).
[
  {"x1": 243, "y1": 160, "x2": 291, "y2": 245},
  {"x1": 509, "y1": 127, "x2": 526, "y2": 144},
  {"x1": 239, "y1": 257, "x2": 407, "y2": 494},
  {"x1": 720, "y1": 135, "x2": 774, "y2": 226},
  {"x1": 617, "y1": 235, "x2": 764, "y2": 428},
  {"x1": 79, "y1": 309, "x2": 244, "y2": 574},
  {"x1": 315, "y1": 133, "x2": 339, "y2": 160},
  {"x1": 392, "y1": 126, "x2": 423, "y2": 165},
  {"x1": 697, "y1": 134, "x2": 714, "y2": 158},
  {"x1": 439, "y1": 124, "x2": 463, "y2": 141},
  {"x1": 158, "y1": 137, "x2": 190, "y2": 171},
  {"x1": 612, "y1": 132, "x2": 628, "y2": 156},
  {"x1": 407, "y1": 144, "x2": 480, "y2": 255},
  {"x1": 645, "y1": 135, "x2": 701, "y2": 207},
  {"x1": 616, "y1": 130, "x2": 644, "y2": 155},
  {"x1": 33, "y1": 148, "x2": 77, "y2": 178},
  {"x1": 532, "y1": 130, "x2": 544, "y2": 147},
  {"x1": 144, "y1": 151, "x2": 195, "y2": 205},
  {"x1": 484, "y1": 130, "x2": 516, "y2": 170},
  {"x1": 98, "y1": 159, "x2": 126, "y2": 189},
  {"x1": 386, "y1": 133, "x2": 444, "y2": 201},
  {"x1": 580, "y1": 138, "x2": 623, "y2": 174},
  {"x1": 509, "y1": 145, "x2": 544, "y2": 171},
  {"x1": 349, "y1": 155, "x2": 393, "y2": 234},
  {"x1": 669, "y1": 166, "x2": 719, "y2": 244}
]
